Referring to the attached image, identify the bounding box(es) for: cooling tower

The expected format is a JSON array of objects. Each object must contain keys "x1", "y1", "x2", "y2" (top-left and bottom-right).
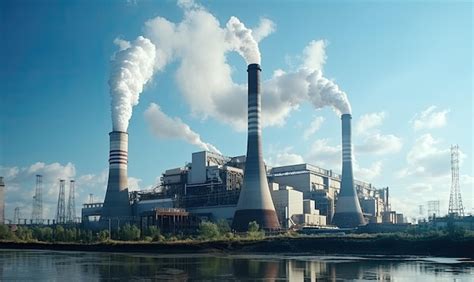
[
  {"x1": 232, "y1": 64, "x2": 280, "y2": 231},
  {"x1": 332, "y1": 114, "x2": 365, "y2": 228},
  {"x1": 101, "y1": 131, "x2": 131, "y2": 220}
]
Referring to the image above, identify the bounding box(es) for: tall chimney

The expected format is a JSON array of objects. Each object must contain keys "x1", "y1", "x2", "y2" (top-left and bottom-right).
[
  {"x1": 332, "y1": 114, "x2": 365, "y2": 228},
  {"x1": 232, "y1": 64, "x2": 280, "y2": 231},
  {"x1": 101, "y1": 131, "x2": 131, "y2": 220}
]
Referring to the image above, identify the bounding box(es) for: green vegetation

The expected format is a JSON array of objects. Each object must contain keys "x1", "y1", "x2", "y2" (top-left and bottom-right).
[
  {"x1": 247, "y1": 221, "x2": 264, "y2": 239},
  {"x1": 198, "y1": 221, "x2": 221, "y2": 240},
  {"x1": 0, "y1": 222, "x2": 473, "y2": 245}
]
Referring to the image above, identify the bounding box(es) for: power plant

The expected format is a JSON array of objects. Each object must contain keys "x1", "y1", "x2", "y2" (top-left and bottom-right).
[
  {"x1": 232, "y1": 64, "x2": 280, "y2": 231},
  {"x1": 101, "y1": 131, "x2": 131, "y2": 222},
  {"x1": 77, "y1": 64, "x2": 407, "y2": 233},
  {"x1": 332, "y1": 114, "x2": 366, "y2": 228}
]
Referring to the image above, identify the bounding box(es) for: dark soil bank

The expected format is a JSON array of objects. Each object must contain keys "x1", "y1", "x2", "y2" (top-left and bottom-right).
[{"x1": 1, "y1": 237, "x2": 473, "y2": 258}]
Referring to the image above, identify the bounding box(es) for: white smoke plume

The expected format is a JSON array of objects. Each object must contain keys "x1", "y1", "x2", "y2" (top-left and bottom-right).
[
  {"x1": 226, "y1": 16, "x2": 261, "y2": 64},
  {"x1": 144, "y1": 103, "x2": 221, "y2": 154},
  {"x1": 307, "y1": 70, "x2": 352, "y2": 115},
  {"x1": 109, "y1": 36, "x2": 156, "y2": 132},
  {"x1": 119, "y1": 1, "x2": 351, "y2": 133}
]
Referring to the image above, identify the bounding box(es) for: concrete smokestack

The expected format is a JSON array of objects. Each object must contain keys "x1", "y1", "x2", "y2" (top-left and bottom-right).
[
  {"x1": 0, "y1": 177, "x2": 4, "y2": 225},
  {"x1": 101, "y1": 131, "x2": 131, "y2": 220},
  {"x1": 232, "y1": 64, "x2": 280, "y2": 231},
  {"x1": 332, "y1": 114, "x2": 365, "y2": 228}
]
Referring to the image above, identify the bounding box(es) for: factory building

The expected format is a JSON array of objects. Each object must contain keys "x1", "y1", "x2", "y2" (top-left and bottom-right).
[{"x1": 83, "y1": 149, "x2": 392, "y2": 231}]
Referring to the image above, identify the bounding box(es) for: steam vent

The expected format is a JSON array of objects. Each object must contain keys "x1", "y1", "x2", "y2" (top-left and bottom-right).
[
  {"x1": 332, "y1": 114, "x2": 366, "y2": 228},
  {"x1": 232, "y1": 64, "x2": 280, "y2": 231},
  {"x1": 101, "y1": 131, "x2": 131, "y2": 221}
]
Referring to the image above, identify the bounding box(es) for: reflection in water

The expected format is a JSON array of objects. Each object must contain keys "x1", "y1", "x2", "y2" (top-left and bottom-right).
[{"x1": 0, "y1": 250, "x2": 472, "y2": 281}]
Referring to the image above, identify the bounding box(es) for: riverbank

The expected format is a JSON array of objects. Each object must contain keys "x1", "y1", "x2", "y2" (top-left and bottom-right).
[{"x1": 1, "y1": 235, "x2": 473, "y2": 258}]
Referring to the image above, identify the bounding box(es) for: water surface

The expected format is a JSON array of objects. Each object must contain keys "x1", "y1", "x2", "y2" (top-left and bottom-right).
[{"x1": 0, "y1": 249, "x2": 472, "y2": 281}]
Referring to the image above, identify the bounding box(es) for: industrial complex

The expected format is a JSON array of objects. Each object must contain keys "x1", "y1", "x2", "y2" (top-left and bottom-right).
[
  {"x1": 78, "y1": 64, "x2": 402, "y2": 233},
  {"x1": 1, "y1": 63, "x2": 470, "y2": 233}
]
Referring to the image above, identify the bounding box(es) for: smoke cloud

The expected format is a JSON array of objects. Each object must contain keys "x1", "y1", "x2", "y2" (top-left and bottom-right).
[
  {"x1": 109, "y1": 36, "x2": 156, "y2": 132},
  {"x1": 226, "y1": 16, "x2": 261, "y2": 64},
  {"x1": 307, "y1": 70, "x2": 352, "y2": 115},
  {"x1": 144, "y1": 103, "x2": 221, "y2": 154},
  {"x1": 108, "y1": 1, "x2": 351, "y2": 135}
]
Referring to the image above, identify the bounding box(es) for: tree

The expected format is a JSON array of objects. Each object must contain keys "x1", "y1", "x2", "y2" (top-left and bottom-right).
[
  {"x1": 146, "y1": 226, "x2": 162, "y2": 241},
  {"x1": 119, "y1": 224, "x2": 141, "y2": 241},
  {"x1": 54, "y1": 226, "x2": 65, "y2": 242},
  {"x1": 217, "y1": 219, "x2": 231, "y2": 234},
  {"x1": 97, "y1": 230, "x2": 110, "y2": 242},
  {"x1": 15, "y1": 226, "x2": 33, "y2": 241},
  {"x1": 198, "y1": 221, "x2": 220, "y2": 240},
  {"x1": 0, "y1": 225, "x2": 14, "y2": 240},
  {"x1": 247, "y1": 221, "x2": 264, "y2": 239}
]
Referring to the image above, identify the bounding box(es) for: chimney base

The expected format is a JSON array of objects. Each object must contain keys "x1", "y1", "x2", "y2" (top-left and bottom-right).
[
  {"x1": 332, "y1": 212, "x2": 365, "y2": 228},
  {"x1": 232, "y1": 209, "x2": 280, "y2": 232}
]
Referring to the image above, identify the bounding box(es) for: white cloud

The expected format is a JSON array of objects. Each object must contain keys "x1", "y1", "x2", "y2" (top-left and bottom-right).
[
  {"x1": 356, "y1": 133, "x2": 403, "y2": 155},
  {"x1": 303, "y1": 116, "x2": 324, "y2": 140},
  {"x1": 353, "y1": 112, "x2": 403, "y2": 155},
  {"x1": 307, "y1": 139, "x2": 341, "y2": 169},
  {"x1": 398, "y1": 134, "x2": 453, "y2": 178},
  {"x1": 354, "y1": 161, "x2": 382, "y2": 182},
  {"x1": 144, "y1": 103, "x2": 221, "y2": 154},
  {"x1": 143, "y1": 3, "x2": 351, "y2": 131},
  {"x1": 355, "y1": 112, "x2": 386, "y2": 135},
  {"x1": 252, "y1": 18, "x2": 276, "y2": 42},
  {"x1": 301, "y1": 40, "x2": 327, "y2": 71},
  {"x1": 412, "y1": 106, "x2": 449, "y2": 131},
  {"x1": 267, "y1": 147, "x2": 305, "y2": 167}
]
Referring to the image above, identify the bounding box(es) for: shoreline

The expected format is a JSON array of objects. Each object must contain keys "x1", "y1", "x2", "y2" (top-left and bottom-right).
[{"x1": 1, "y1": 236, "x2": 473, "y2": 258}]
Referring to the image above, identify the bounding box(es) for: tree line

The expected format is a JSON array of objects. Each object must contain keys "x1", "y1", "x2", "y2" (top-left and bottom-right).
[{"x1": 0, "y1": 219, "x2": 266, "y2": 243}]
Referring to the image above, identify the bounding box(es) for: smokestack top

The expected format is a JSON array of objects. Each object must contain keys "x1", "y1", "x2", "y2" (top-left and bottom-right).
[
  {"x1": 247, "y1": 63, "x2": 262, "y2": 72},
  {"x1": 341, "y1": 113, "x2": 352, "y2": 120}
]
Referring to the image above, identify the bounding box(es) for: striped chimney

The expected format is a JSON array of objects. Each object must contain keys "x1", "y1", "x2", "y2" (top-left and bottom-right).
[
  {"x1": 332, "y1": 114, "x2": 366, "y2": 228},
  {"x1": 232, "y1": 64, "x2": 280, "y2": 231},
  {"x1": 101, "y1": 131, "x2": 131, "y2": 220}
]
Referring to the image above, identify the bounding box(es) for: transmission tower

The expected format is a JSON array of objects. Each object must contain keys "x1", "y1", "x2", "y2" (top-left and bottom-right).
[
  {"x1": 448, "y1": 145, "x2": 464, "y2": 216},
  {"x1": 427, "y1": 200, "x2": 440, "y2": 219},
  {"x1": 31, "y1": 175, "x2": 43, "y2": 224},
  {"x1": 66, "y1": 180, "x2": 76, "y2": 223},
  {"x1": 56, "y1": 179, "x2": 66, "y2": 224},
  {"x1": 13, "y1": 207, "x2": 20, "y2": 224}
]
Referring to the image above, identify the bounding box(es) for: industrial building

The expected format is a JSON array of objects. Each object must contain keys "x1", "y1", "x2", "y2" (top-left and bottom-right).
[
  {"x1": 82, "y1": 149, "x2": 393, "y2": 231},
  {"x1": 82, "y1": 63, "x2": 396, "y2": 233}
]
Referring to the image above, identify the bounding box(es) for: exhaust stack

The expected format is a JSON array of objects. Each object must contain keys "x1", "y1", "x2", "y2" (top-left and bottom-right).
[
  {"x1": 332, "y1": 114, "x2": 365, "y2": 228},
  {"x1": 101, "y1": 131, "x2": 131, "y2": 220},
  {"x1": 232, "y1": 64, "x2": 280, "y2": 231}
]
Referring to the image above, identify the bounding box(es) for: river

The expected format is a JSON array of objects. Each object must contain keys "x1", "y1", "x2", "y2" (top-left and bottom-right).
[{"x1": 0, "y1": 249, "x2": 472, "y2": 281}]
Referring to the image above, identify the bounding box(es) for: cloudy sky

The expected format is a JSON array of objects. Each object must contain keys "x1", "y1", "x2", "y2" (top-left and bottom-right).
[{"x1": 1, "y1": 0, "x2": 472, "y2": 222}]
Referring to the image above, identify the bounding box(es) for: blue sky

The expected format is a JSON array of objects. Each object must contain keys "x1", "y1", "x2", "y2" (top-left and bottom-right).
[{"x1": 0, "y1": 0, "x2": 472, "y2": 221}]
